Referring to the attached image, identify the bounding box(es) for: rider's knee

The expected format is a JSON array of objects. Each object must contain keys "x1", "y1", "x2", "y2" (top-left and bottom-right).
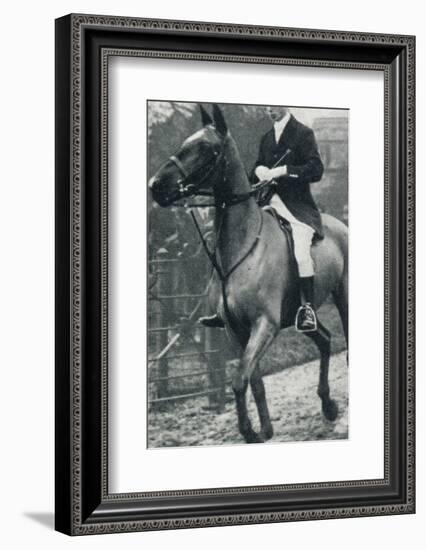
[{"x1": 292, "y1": 226, "x2": 314, "y2": 276}]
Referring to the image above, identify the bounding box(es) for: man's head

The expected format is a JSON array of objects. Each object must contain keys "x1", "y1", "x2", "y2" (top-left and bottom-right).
[{"x1": 266, "y1": 105, "x2": 289, "y2": 122}]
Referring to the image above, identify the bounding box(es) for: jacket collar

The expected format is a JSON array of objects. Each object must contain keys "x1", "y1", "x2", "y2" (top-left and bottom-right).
[
  {"x1": 278, "y1": 114, "x2": 298, "y2": 146},
  {"x1": 267, "y1": 114, "x2": 298, "y2": 147},
  {"x1": 273, "y1": 111, "x2": 291, "y2": 142}
]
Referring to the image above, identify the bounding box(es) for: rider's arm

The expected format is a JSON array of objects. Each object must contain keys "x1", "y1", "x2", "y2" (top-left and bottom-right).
[{"x1": 284, "y1": 128, "x2": 324, "y2": 185}]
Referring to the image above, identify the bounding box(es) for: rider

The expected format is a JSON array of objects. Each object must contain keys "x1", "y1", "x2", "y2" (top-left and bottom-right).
[{"x1": 201, "y1": 105, "x2": 324, "y2": 332}]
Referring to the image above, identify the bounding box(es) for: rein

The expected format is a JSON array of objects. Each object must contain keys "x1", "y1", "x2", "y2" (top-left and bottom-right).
[
  {"x1": 172, "y1": 178, "x2": 272, "y2": 209},
  {"x1": 165, "y1": 137, "x2": 271, "y2": 298},
  {"x1": 189, "y1": 207, "x2": 263, "y2": 284},
  {"x1": 190, "y1": 205, "x2": 262, "y2": 341}
]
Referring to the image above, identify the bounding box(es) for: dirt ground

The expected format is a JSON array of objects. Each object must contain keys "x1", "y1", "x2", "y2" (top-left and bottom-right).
[{"x1": 148, "y1": 351, "x2": 348, "y2": 448}]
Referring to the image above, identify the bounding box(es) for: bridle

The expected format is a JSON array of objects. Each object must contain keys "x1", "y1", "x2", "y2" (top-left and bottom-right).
[
  {"x1": 166, "y1": 136, "x2": 272, "y2": 208},
  {"x1": 167, "y1": 140, "x2": 226, "y2": 204}
]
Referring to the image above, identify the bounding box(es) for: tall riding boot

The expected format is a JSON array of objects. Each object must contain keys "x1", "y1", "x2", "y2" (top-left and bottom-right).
[{"x1": 295, "y1": 276, "x2": 318, "y2": 332}]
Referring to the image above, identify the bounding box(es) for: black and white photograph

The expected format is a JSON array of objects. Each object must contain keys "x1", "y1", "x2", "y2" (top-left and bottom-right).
[{"x1": 147, "y1": 101, "x2": 349, "y2": 448}]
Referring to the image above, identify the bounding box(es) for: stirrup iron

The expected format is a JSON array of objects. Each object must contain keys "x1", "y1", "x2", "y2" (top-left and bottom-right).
[{"x1": 295, "y1": 303, "x2": 318, "y2": 333}]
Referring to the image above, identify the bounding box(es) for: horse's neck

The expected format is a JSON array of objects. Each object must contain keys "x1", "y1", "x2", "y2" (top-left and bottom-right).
[{"x1": 215, "y1": 136, "x2": 261, "y2": 273}]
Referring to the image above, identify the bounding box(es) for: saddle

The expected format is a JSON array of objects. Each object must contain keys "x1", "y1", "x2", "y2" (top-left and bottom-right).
[
  {"x1": 263, "y1": 207, "x2": 303, "y2": 328},
  {"x1": 263, "y1": 206, "x2": 296, "y2": 261}
]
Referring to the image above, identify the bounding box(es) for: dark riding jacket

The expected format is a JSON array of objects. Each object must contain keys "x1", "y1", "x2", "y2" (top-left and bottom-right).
[{"x1": 252, "y1": 114, "x2": 324, "y2": 238}]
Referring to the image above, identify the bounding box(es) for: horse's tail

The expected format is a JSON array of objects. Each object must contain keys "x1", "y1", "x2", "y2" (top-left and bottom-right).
[
  {"x1": 321, "y1": 213, "x2": 348, "y2": 276},
  {"x1": 336, "y1": 220, "x2": 348, "y2": 278},
  {"x1": 337, "y1": 227, "x2": 349, "y2": 350},
  {"x1": 322, "y1": 213, "x2": 349, "y2": 348}
]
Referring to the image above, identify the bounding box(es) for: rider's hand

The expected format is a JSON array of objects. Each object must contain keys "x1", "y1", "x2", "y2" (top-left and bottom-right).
[
  {"x1": 268, "y1": 165, "x2": 288, "y2": 179},
  {"x1": 254, "y1": 165, "x2": 270, "y2": 181}
]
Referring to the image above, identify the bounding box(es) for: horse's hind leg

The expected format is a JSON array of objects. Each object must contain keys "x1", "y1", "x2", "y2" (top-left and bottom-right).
[
  {"x1": 232, "y1": 317, "x2": 277, "y2": 443},
  {"x1": 307, "y1": 322, "x2": 338, "y2": 421}
]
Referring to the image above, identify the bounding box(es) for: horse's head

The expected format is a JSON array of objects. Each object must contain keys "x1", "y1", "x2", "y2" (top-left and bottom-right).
[{"x1": 149, "y1": 104, "x2": 228, "y2": 207}]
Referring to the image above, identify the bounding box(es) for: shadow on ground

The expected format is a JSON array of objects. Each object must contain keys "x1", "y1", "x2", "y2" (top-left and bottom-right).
[{"x1": 24, "y1": 512, "x2": 54, "y2": 530}]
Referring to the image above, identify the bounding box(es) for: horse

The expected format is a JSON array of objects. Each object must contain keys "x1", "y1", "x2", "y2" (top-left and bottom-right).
[{"x1": 149, "y1": 103, "x2": 348, "y2": 444}]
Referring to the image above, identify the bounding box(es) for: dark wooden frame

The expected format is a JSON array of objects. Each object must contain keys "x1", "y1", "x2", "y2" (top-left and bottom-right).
[{"x1": 55, "y1": 13, "x2": 415, "y2": 535}]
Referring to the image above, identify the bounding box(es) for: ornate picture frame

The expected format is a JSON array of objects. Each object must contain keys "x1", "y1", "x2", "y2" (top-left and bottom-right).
[{"x1": 55, "y1": 14, "x2": 415, "y2": 535}]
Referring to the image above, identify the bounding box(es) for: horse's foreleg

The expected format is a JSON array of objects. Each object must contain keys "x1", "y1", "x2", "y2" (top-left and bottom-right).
[
  {"x1": 250, "y1": 367, "x2": 273, "y2": 441},
  {"x1": 307, "y1": 322, "x2": 338, "y2": 422},
  {"x1": 233, "y1": 378, "x2": 259, "y2": 443},
  {"x1": 232, "y1": 317, "x2": 277, "y2": 444}
]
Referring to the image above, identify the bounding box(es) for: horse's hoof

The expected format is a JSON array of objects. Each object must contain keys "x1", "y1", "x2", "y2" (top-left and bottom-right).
[
  {"x1": 323, "y1": 399, "x2": 338, "y2": 421},
  {"x1": 244, "y1": 430, "x2": 265, "y2": 444},
  {"x1": 260, "y1": 425, "x2": 274, "y2": 441}
]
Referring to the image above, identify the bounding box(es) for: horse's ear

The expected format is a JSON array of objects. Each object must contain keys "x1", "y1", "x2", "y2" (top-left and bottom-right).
[
  {"x1": 212, "y1": 104, "x2": 228, "y2": 137},
  {"x1": 199, "y1": 104, "x2": 213, "y2": 126}
]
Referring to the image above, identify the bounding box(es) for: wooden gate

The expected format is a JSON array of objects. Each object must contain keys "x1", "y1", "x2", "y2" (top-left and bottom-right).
[{"x1": 147, "y1": 224, "x2": 228, "y2": 413}]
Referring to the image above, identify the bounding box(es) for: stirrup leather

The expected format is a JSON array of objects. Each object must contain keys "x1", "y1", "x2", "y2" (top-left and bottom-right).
[{"x1": 295, "y1": 303, "x2": 318, "y2": 333}]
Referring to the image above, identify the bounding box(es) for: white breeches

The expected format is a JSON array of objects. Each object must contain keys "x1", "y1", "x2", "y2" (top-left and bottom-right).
[{"x1": 268, "y1": 194, "x2": 315, "y2": 277}]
